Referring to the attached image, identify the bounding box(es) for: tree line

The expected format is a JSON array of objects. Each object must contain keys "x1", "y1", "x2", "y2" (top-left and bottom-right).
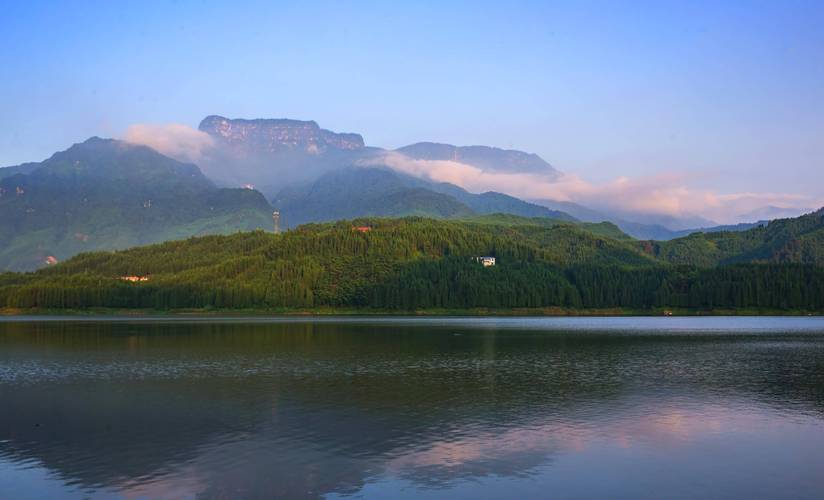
[{"x1": 0, "y1": 217, "x2": 822, "y2": 311}]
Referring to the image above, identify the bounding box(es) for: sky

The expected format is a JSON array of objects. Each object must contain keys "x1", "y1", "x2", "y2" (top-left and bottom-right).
[{"x1": 2, "y1": 1, "x2": 823, "y2": 222}]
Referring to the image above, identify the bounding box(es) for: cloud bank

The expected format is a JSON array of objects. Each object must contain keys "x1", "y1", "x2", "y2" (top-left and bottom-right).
[
  {"x1": 362, "y1": 152, "x2": 819, "y2": 224},
  {"x1": 123, "y1": 124, "x2": 214, "y2": 163},
  {"x1": 121, "y1": 124, "x2": 818, "y2": 225}
]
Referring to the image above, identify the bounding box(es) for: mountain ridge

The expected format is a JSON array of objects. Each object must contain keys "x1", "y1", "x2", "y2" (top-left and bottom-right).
[
  {"x1": 396, "y1": 142, "x2": 559, "y2": 176},
  {"x1": 643, "y1": 208, "x2": 824, "y2": 267},
  {"x1": 0, "y1": 138, "x2": 273, "y2": 271},
  {"x1": 199, "y1": 115, "x2": 365, "y2": 152}
]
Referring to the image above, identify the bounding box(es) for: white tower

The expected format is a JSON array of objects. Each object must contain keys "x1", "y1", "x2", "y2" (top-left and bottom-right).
[{"x1": 273, "y1": 211, "x2": 280, "y2": 234}]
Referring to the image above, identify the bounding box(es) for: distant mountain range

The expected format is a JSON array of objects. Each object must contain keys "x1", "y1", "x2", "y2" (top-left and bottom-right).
[
  {"x1": 532, "y1": 198, "x2": 762, "y2": 240},
  {"x1": 0, "y1": 114, "x2": 807, "y2": 271},
  {"x1": 738, "y1": 205, "x2": 813, "y2": 221}
]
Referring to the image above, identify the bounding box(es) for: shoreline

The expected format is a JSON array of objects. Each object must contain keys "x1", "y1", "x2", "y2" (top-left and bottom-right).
[{"x1": 1, "y1": 307, "x2": 820, "y2": 318}]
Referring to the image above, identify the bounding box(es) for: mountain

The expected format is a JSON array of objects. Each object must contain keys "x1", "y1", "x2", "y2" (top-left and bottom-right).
[
  {"x1": 613, "y1": 212, "x2": 717, "y2": 232},
  {"x1": 0, "y1": 138, "x2": 273, "y2": 271},
  {"x1": 622, "y1": 220, "x2": 769, "y2": 241},
  {"x1": 739, "y1": 205, "x2": 812, "y2": 221},
  {"x1": 396, "y1": 142, "x2": 560, "y2": 176},
  {"x1": 271, "y1": 166, "x2": 576, "y2": 227},
  {"x1": 197, "y1": 115, "x2": 375, "y2": 196},
  {"x1": 196, "y1": 115, "x2": 567, "y2": 203},
  {"x1": 664, "y1": 221, "x2": 767, "y2": 239},
  {"x1": 642, "y1": 208, "x2": 824, "y2": 267},
  {"x1": 199, "y1": 115, "x2": 365, "y2": 152},
  {"x1": 273, "y1": 167, "x2": 474, "y2": 225},
  {"x1": 458, "y1": 214, "x2": 632, "y2": 240},
  {"x1": 0, "y1": 118, "x2": 579, "y2": 270},
  {"x1": 193, "y1": 115, "x2": 785, "y2": 238},
  {"x1": 2, "y1": 114, "x2": 804, "y2": 274},
  {"x1": 427, "y1": 182, "x2": 575, "y2": 221},
  {"x1": 533, "y1": 198, "x2": 768, "y2": 240},
  {"x1": 2, "y1": 214, "x2": 822, "y2": 312},
  {"x1": 0, "y1": 162, "x2": 39, "y2": 181}
]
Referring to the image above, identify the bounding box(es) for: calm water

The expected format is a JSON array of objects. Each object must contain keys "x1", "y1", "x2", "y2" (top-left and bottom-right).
[{"x1": 1, "y1": 317, "x2": 824, "y2": 499}]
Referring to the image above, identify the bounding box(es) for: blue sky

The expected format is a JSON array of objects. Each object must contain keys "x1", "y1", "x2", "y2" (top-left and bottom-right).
[{"x1": 2, "y1": 1, "x2": 822, "y2": 218}]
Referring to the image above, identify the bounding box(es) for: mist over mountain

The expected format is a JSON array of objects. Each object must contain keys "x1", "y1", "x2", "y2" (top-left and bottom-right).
[
  {"x1": 196, "y1": 115, "x2": 376, "y2": 197},
  {"x1": 190, "y1": 115, "x2": 758, "y2": 235},
  {"x1": 396, "y1": 142, "x2": 560, "y2": 176},
  {"x1": 0, "y1": 121, "x2": 582, "y2": 270},
  {"x1": 189, "y1": 115, "x2": 579, "y2": 227},
  {"x1": 739, "y1": 205, "x2": 812, "y2": 221},
  {"x1": 272, "y1": 166, "x2": 574, "y2": 228},
  {"x1": 0, "y1": 138, "x2": 272, "y2": 271}
]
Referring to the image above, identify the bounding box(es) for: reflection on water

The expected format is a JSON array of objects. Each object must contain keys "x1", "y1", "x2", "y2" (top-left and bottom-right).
[{"x1": 1, "y1": 317, "x2": 824, "y2": 499}]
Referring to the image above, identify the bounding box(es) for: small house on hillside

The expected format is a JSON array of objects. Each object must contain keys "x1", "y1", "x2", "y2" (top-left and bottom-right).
[
  {"x1": 474, "y1": 256, "x2": 496, "y2": 267},
  {"x1": 353, "y1": 226, "x2": 372, "y2": 233},
  {"x1": 119, "y1": 275, "x2": 150, "y2": 282}
]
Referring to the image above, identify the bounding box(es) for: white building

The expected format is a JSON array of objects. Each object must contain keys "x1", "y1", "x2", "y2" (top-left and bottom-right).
[{"x1": 474, "y1": 256, "x2": 496, "y2": 267}]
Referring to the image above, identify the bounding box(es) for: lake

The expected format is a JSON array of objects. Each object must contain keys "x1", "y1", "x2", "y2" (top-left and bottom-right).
[{"x1": 1, "y1": 316, "x2": 824, "y2": 499}]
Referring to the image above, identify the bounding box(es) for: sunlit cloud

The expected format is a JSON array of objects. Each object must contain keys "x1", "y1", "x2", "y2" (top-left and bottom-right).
[
  {"x1": 118, "y1": 124, "x2": 820, "y2": 224},
  {"x1": 361, "y1": 152, "x2": 820, "y2": 224},
  {"x1": 123, "y1": 123, "x2": 215, "y2": 163}
]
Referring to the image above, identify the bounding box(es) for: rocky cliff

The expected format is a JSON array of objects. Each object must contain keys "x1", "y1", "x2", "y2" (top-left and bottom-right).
[{"x1": 199, "y1": 115, "x2": 364, "y2": 154}]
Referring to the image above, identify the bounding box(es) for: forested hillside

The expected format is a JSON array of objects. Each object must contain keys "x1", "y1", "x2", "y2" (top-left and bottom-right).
[
  {"x1": 645, "y1": 208, "x2": 824, "y2": 266},
  {"x1": 1, "y1": 215, "x2": 822, "y2": 312}
]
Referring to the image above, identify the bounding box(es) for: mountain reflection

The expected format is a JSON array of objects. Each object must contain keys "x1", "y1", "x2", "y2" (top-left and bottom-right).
[{"x1": 2, "y1": 319, "x2": 824, "y2": 499}]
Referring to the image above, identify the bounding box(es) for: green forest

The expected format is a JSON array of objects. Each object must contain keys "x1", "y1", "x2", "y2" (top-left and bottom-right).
[{"x1": 1, "y1": 211, "x2": 823, "y2": 313}]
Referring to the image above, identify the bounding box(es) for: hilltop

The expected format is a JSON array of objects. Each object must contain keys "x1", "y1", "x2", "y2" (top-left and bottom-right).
[
  {"x1": 645, "y1": 208, "x2": 824, "y2": 266},
  {"x1": 1, "y1": 214, "x2": 822, "y2": 313}
]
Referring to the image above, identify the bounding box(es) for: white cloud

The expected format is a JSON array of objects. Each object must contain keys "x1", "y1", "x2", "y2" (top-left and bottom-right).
[
  {"x1": 123, "y1": 123, "x2": 214, "y2": 163},
  {"x1": 361, "y1": 152, "x2": 820, "y2": 224}
]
